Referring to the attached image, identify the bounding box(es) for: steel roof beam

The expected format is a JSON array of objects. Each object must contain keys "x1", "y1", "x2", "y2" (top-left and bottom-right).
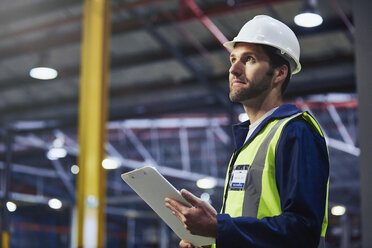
[
  {"x1": 0, "y1": 41, "x2": 221, "y2": 91},
  {"x1": 0, "y1": 161, "x2": 58, "y2": 178},
  {"x1": 0, "y1": 0, "x2": 80, "y2": 28},
  {"x1": 142, "y1": 19, "x2": 231, "y2": 108},
  {"x1": 0, "y1": 61, "x2": 356, "y2": 122},
  {"x1": 0, "y1": 0, "x2": 288, "y2": 40},
  {"x1": 0, "y1": 47, "x2": 354, "y2": 94},
  {"x1": 0, "y1": 7, "x2": 349, "y2": 59},
  {"x1": 182, "y1": 0, "x2": 229, "y2": 52}
]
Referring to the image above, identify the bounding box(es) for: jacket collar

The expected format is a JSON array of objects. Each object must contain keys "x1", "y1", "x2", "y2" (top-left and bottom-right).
[{"x1": 232, "y1": 104, "x2": 301, "y2": 150}]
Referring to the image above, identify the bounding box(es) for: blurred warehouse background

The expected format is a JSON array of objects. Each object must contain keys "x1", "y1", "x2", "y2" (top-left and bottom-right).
[{"x1": 0, "y1": 0, "x2": 369, "y2": 247}]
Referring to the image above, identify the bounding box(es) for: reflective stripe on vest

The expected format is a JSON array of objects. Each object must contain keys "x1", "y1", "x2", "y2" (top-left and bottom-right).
[
  {"x1": 241, "y1": 113, "x2": 300, "y2": 217},
  {"x1": 220, "y1": 112, "x2": 328, "y2": 247}
]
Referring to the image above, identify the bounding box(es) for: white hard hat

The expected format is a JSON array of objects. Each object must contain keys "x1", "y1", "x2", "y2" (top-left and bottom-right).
[{"x1": 224, "y1": 15, "x2": 301, "y2": 74}]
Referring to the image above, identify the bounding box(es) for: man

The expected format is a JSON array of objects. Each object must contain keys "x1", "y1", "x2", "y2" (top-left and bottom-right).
[{"x1": 165, "y1": 15, "x2": 329, "y2": 248}]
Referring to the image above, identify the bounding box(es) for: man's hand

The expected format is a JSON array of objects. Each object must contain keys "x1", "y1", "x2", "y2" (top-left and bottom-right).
[
  {"x1": 179, "y1": 240, "x2": 200, "y2": 248},
  {"x1": 165, "y1": 189, "x2": 218, "y2": 238}
]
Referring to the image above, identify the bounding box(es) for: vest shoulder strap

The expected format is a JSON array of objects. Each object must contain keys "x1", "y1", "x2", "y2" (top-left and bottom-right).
[{"x1": 242, "y1": 112, "x2": 302, "y2": 217}]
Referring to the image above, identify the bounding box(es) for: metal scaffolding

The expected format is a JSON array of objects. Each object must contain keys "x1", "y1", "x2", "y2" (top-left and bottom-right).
[{"x1": 0, "y1": 96, "x2": 361, "y2": 246}]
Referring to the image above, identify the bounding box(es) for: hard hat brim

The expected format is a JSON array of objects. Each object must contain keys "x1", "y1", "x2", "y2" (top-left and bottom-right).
[{"x1": 223, "y1": 40, "x2": 301, "y2": 74}]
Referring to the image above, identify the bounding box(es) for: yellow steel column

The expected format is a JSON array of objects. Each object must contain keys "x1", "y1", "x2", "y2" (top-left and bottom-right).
[
  {"x1": 2, "y1": 232, "x2": 9, "y2": 248},
  {"x1": 77, "y1": 0, "x2": 111, "y2": 247}
]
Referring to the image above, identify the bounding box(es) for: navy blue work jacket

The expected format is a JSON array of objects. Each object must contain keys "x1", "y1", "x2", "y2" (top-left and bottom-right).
[{"x1": 216, "y1": 104, "x2": 329, "y2": 248}]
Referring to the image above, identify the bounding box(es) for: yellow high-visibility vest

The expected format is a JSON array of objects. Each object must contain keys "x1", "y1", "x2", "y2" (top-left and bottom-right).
[{"x1": 213, "y1": 112, "x2": 328, "y2": 248}]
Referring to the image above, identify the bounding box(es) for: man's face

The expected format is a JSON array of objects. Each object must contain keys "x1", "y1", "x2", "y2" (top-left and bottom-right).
[{"x1": 228, "y1": 43, "x2": 273, "y2": 103}]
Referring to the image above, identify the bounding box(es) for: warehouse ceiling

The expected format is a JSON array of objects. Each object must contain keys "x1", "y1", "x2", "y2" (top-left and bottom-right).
[
  {"x1": 0, "y1": 0, "x2": 354, "y2": 123},
  {"x1": 0, "y1": 0, "x2": 359, "y2": 243}
]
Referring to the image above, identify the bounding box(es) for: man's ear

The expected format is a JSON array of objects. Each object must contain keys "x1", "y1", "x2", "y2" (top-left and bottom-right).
[{"x1": 273, "y1": 64, "x2": 289, "y2": 85}]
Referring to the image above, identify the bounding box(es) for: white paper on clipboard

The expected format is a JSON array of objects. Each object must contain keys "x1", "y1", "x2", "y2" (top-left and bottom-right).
[{"x1": 121, "y1": 166, "x2": 215, "y2": 247}]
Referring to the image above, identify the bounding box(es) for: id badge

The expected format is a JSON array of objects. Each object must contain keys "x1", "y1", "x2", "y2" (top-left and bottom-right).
[{"x1": 229, "y1": 165, "x2": 250, "y2": 191}]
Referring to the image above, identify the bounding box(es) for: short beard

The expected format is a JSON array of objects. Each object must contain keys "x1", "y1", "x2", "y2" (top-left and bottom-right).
[{"x1": 229, "y1": 69, "x2": 273, "y2": 103}]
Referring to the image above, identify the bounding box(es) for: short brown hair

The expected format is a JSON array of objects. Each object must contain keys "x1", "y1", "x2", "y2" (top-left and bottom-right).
[{"x1": 258, "y1": 44, "x2": 291, "y2": 95}]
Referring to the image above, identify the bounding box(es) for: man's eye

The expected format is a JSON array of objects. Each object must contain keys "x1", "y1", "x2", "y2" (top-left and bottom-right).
[{"x1": 245, "y1": 56, "x2": 254, "y2": 63}]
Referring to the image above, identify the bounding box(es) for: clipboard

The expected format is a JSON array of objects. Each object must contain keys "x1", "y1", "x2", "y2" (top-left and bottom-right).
[{"x1": 121, "y1": 166, "x2": 215, "y2": 247}]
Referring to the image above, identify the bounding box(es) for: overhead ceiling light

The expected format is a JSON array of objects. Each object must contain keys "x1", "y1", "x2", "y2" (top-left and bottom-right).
[
  {"x1": 294, "y1": 0, "x2": 323, "y2": 28},
  {"x1": 200, "y1": 192, "x2": 212, "y2": 204},
  {"x1": 331, "y1": 205, "x2": 346, "y2": 216},
  {"x1": 294, "y1": 12, "x2": 323, "y2": 27},
  {"x1": 53, "y1": 137, "x2": 64, "y2": 147},
  {"x1": 196, "y1": 177, "x2": 217, "y2": 189},
  {"x1": 47, "y1": 147, "x2": 67, "y2": 160},
  {"x1": 6, "y1": 201, "x2": 17, "y2": 212},
  {"x1": 48, "y1": 198, "x2": 62, "y2": 210},
  {"x1": 102, "y1": 157, "x2": 120, "y2": 170},
  {"x1": 71, "y1": 164, "x2": 80, "y2": 174},
  {"x1": 29, "y1": 67, "x2": 58, "y2": 80}
]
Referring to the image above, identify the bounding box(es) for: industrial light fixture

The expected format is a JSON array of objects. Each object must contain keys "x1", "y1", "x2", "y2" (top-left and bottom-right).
[
  {"x1": 200, "y1": 192, "x2": 212, "y2": 204},
  {"x1": 6, "y1": 201, "x2": 17, "y2": 212},
  {"x1": 29, "y1": 67, "x2": 58, "y2": 80},
  {"x1": 71, "y1": 164, "x2": 80, "y2": 174},
  {"x1": 331, "y1": 205, "x2": 346, "y2": 216},
  {"x1": 102, "y1": 157, "x2": 120, "y2": 170},
  {"x1": 294, "y1": 0, "x2": 323, "y2": 28},
  {"x1": 47, "y1": 147, "x2": 67, "y2": 160},
  {"x1": 47, "y1": 137, "x2": 67, "y2": 160},
  {"x1": 48, "y1": 198, "x2": 62, "y2": 210},
  {"x1": 196, "y1": 177, "x2": 217, "y2": 189}
]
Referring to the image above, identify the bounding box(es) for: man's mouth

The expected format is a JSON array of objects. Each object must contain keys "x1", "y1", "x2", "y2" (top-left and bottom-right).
[{"x1": 231, "y1": 79, "x2": 245, "y2": 86}]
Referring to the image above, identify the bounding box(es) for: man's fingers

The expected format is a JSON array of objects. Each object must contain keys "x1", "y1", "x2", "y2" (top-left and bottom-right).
[
  {"x1": 165, "y1": 200, "x2": 187, "y2": 224},
  {"x1": 179, "y1": 240, "x2": 194, "y2": 248},
  {"x1": 165, "y1": 197, "x2": 188, "y2": 212},
  {"x1": 181, "y1": 189, "x2": 200, "y2": 206},
  {"x1": 165, "y1": 201, "x2": 176, "y2": 214},
  {"x1": 165, "y1": 202, "x2": 182, "y2": 218}
]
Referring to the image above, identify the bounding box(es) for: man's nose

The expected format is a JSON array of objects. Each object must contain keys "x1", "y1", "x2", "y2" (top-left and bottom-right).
[{"x1": 229, "y1": 61, "x2": 243, "y2": 77}]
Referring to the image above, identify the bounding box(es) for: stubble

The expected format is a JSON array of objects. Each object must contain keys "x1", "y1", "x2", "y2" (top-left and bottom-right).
[{"x1": 229, "y1": 74, "x2": 272, "y2": 103}]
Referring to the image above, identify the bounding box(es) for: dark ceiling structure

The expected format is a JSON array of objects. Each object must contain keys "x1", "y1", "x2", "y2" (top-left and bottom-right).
[{"x1": 0, "y1": 0, "x2": 354, "y2": 122}]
